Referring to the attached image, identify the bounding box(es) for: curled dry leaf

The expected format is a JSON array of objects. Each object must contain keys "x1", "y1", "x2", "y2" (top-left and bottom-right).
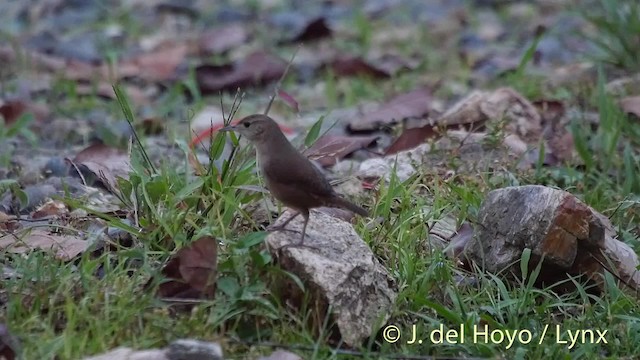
[
  {"x1": 278, "y1": 89, "x2": 299, "y2": 113},
  {"x1": 439, "y1": 88, "x2": 542, "y2": 142},
  {"x1": 0, "y1": 229, "x2": 88, "y2": 261},
  {"x1": 70, "y1": 142, "x2": 131, "y2": 193},
  {"x1": 304, "y1": 134, "x2": 379, "y2": 167},
  {"x1": 30, "y1": 200, "x2": 68, "y2": 219},
  {"x1": 156, "y1": 236, "x2": 218, "y2": 299},
  {"x1": 348, "y1": 87, "x2": 432, "y2": 131},
  {"x1": 448, "y1": 222, "x2": 474, "y2": 264},
  {"x1": 196, "y1": 51, "x2": 287, "y2": 94}
]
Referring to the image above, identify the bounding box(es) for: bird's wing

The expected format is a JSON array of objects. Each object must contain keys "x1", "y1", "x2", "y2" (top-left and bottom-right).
[{"x1": 261, "y1": 152, "x2": 335, "y2": 198}]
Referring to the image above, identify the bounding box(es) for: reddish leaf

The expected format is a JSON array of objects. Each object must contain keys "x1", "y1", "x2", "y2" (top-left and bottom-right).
[
  {"x1": 0, "y1": 229, "x2": 88, "y2": 261},
  {"x1": 196, "y1": 51, "x2": 287, "y2": 94},
  {"x1": 157, "y1": 236, "x2": 218, "y2": 299},
  {"x1": 0, "y1": 100, "x2": 49, "y2": 125},
  {"x1": 278, "y1": 89, "x2": 299, "y2": 112},
  {"x1": 348, "y1": 87, "x2": 432, "y2": 131},
  {"x1": 199, "y1": 23, "x2": 249, "y2": 55},
  {"x1": 620, "y1": 96, "x2": 640, "y2": 119},
  {"x1": 385, "y1": 124, "x2": 438, "y2": 155},
  {"x1": 330, "y1": 55, "x2": 390, "y2": 79},
  {"x1": 304, "y1": 134, "x2": 378, "y2": 166},
  {"x1": 70, "y1": 142, "x2": 131, "y2": 192},
  {"x1": 290, "y1": 17, "x2": 332, "y2": 43}
]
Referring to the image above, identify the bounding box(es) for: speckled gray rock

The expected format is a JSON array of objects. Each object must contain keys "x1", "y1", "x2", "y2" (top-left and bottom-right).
[
  {"x1": 267, "y1": 209, "x2": 397, "y2": 346},
  {"x1": 166, "y1": 339, "x2": 223, "y2": 360},
  {"x1": 83, "y1": 348, "x2": 168, "y2": 360}
]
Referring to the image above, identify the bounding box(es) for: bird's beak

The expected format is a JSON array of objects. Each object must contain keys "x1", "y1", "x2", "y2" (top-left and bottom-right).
[{"x1": 220, "y1": 125, "x2": 236, "y2": 132}]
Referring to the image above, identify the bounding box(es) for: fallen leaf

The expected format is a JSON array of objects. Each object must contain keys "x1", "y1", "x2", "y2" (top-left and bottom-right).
[
  {"x1": 0, "y1": 323, "x2": 17, "y2": 360},
  {"x1": 304, "y1": 134, "x2": 379, "y2": 166},
  {"x1": 330, "y1": 55, "x2": 391, "y2": 79},
  {"x1": 620, "y1": 96, "x2": 640, "y2": 119},
  {"x1": 156, "y1": 236, "x2": 218, "y2": 299},
  {"x1": 439, "y1": 88, "x2": 542, "y2": 142},
  {"x1": 385, "y1": 124, "x2": 438, "y2": 155},
  {"x1": 533, "y1": 99, "x2": 565, "y2": 124},
  {"x1": 289, "y1": 17, "x2": 332, "y2": 43},
  {"x1": 0, "y1": 99, "x2": 50, "y2": 125},
  {"x1": 447, "y1": 222, "x2": 474, "y2": 262},
  {"x1": 278, "y1": 89, "x2": 299, "y2": 113},
  {"x1": 196, "y1": 51, "x2": 287, "y2": 94},
  {"x1": 119, "y1": 42, "x2": 188, "y2": 82},
  {"x1": 0, "y1": 229, "x2": 88, "y2": 261},
  {"x1": 31, "y1": 200, "x2": 68, "y2": 219},
  {"x1": 69, "y1": 142, "x2": 131, "y2": 192},
  {"x1": 348, "y1": 87, "x2": 432, "y2": 131},
  {"x1": 198, "y1": 23, "x2": 248, "y2": 55}
]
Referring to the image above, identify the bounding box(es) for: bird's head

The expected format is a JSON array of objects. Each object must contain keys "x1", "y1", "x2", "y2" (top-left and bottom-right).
[{"x1": 221, "y1": 114, "x2": 282, "y2": 143}]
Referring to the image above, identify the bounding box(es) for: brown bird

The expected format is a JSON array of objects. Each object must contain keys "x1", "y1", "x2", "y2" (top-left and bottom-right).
[{"x1": 221, "y1": 114, "x2": 368, "y2": 247}]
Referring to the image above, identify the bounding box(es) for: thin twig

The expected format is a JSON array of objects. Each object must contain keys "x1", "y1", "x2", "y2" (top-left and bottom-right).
[{"x1": 263, "y1": 44, "x2": 301, "y2": 116}]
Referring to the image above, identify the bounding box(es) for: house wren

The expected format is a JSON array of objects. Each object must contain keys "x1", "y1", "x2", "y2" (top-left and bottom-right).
[{"x1": 221, "y1": 114, "x2": 368, "y2": 246}]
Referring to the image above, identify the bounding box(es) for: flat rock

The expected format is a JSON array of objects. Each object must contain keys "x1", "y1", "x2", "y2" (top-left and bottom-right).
[{"x1": 266, "y1": 209, "x2": 397, "y2": 346}]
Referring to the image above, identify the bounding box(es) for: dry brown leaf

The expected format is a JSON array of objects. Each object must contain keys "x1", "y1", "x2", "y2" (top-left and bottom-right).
[
  {"x1": 289, "y1": 17, "x2": 332, "y2": 43},
  {"x1": 348, "y1": 87, "x2": 432, "y2": 131},
  {"x1": 304, "y1": 134, "x2": 378, "y2": 166},
  {"x1": 385, "y1": 124, "x2": 438, "y2": 155},
  {"x1": 196, "y1": 51, "x2": 287, "y2": 94},
  {"x1": 0, "y1": 323, "x2": 17, "y2": 360},
  {"x1": 330, "y1": 55, "x2": 391, "y2": 79},
  {"x1": 0, "y1": 229, "x2": 88, "y2": 261},
  {"x1": 156, "y1": 236, "x2": 218, "y2": 299},
  {"x1": 0, "y1": 99, "x2": 50, "y2": 125},
  {"x1": 439, "y1": 88, "x2": 542, "y2": 142},
  {"x1": 31, "y1": 200, "x2": 68, "y2": 219},
  {"x1": 70, "y1": 142, "x2": 131, "y2": 192},
  {"x1": 119, "y1": 43, "x2": 188, "y2": 82}
]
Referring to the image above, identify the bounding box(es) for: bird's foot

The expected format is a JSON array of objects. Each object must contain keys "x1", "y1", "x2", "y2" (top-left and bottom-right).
[{"x1": 266, "y1": 223, "x2": 298, "y2": 233}]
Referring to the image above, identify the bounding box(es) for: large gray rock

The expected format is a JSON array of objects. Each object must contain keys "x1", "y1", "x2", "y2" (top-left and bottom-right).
[
  {"x1": 267, "y1": 209, "x2": 397, "y2": 346},
  {"x1": 465, "y1": 185, "x2": 640, "y2": 293}
]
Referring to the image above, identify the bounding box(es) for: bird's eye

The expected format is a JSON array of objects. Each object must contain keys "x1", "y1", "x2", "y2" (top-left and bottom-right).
[{"x1": 243, "y1": 122, "x2": 250, "y2": 128}]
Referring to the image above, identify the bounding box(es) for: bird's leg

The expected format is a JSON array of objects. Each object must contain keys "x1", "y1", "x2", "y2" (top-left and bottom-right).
[
  {"x1": 278, "y1": 209, "x2": 319, "y2": 251},
  {"x1": 266, "y1": 210, "x2": 300, "y2": 232}
]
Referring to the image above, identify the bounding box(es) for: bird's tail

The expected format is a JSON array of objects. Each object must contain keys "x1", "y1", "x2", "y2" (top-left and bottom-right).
[{"x1": 329, "y1": 196, "x2": 369, "y2": 217}]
